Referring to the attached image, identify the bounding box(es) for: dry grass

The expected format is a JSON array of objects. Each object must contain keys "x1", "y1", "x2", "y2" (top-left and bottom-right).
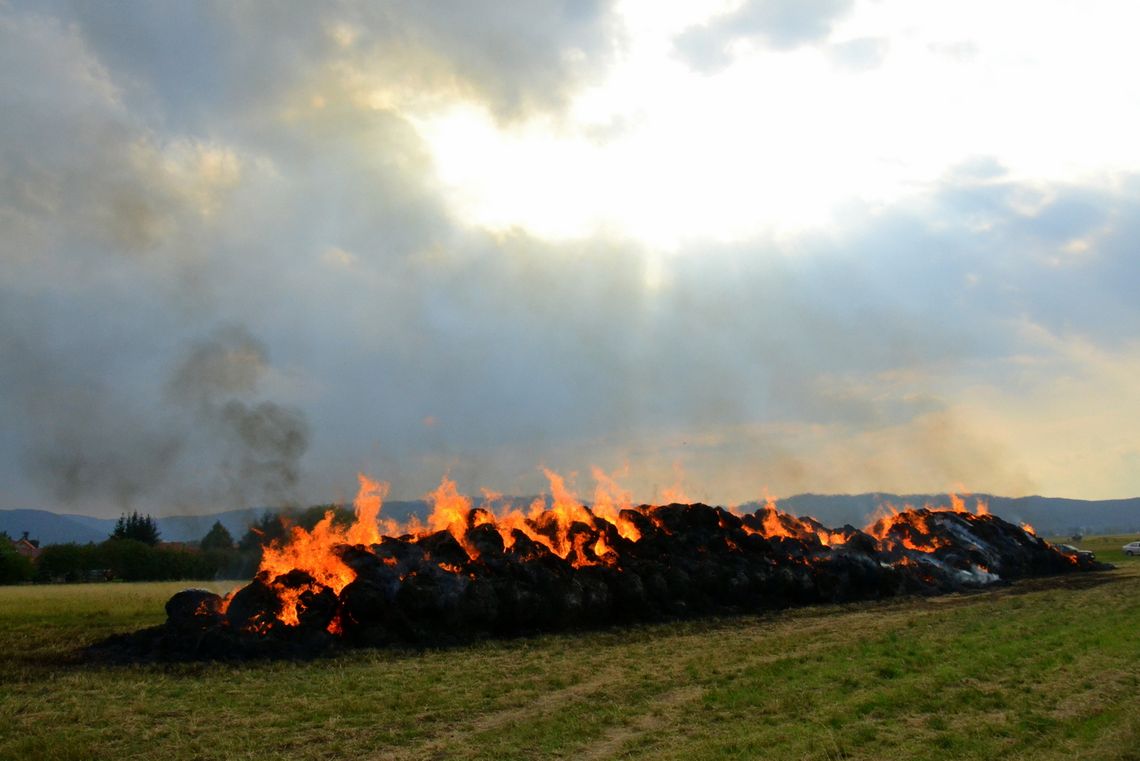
[{"x1": 1, "y1": 558, "x2": 1137, "y2": 760}]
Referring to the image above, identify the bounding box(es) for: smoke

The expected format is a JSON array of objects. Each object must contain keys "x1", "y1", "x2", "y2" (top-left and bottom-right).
[
  {"x1": 167, "y1": 325, "x2": 311, "y2": 509},
  {"x1": 0, "y1": 314, "x2": 183, "y2": 508},
  {"x1": 167, "y1": 324, "x2": 268, "y2": 403},
  {"x1": 0, "y1": 314, "x2": 309, "y2": 513}
]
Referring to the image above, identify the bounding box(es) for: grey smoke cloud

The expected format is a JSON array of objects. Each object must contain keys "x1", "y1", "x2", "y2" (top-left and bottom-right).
[
  {"x1": 0, "y1": 314, "x2": 309, "y2": 512},
  {"x1": 168, "y1": 326, "x2": 310, "y2": 508},
  {"x1": 0, "y1": 328, "x2": 183, "y2": 507},
  {"x1": 167, "y1": 325, "x2": 270, "y2": 405}
]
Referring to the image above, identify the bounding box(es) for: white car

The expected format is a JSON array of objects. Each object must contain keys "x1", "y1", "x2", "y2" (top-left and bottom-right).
[{"x1": 1124, "y1": 541, "x2": 1140, "y2": 557}]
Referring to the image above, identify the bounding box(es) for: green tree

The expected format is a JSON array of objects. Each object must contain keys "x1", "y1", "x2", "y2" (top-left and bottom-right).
[
  {"x1": 238, "y1": 511, "x2": 287, "y2": 552},
  {"x1": 0, "y1": 533, "x2": 34, "y2": 584},
  {"x1": 36, "y1": 543, "x2": 102, "y2": 582},
  {"x1": 296, "y1": 504, "x2": 354, "y2": 531},
  {"x1": 200, "y1": 520, "x2": 235, "y2": 551},
  {"x1": 111, "y1": 511, "x2": 161, "y2": 545}
]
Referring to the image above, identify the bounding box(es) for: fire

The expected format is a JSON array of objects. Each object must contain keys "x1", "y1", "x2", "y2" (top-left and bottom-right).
[
  {"x1": 591, "y1": 466, "x2": 641, "y2": 542},
  {"x1": 238, "y1": 471, "x2": 1079, "y2": 635},
  {"x1": 660, "y1": 461, "x2": 690, "y2": 504},
  {"x1": 948, "y1": 492, "x2": 989, "y2": 516},
  {"x1": 868, "y1": 510, "x2": 952, "y2": 553},
  {"x1": 248, "y1": 474, "x2": 393, "y2": 628},
  {"x1": 426, "y1": 475, "x2": 480, "y2": 558}
]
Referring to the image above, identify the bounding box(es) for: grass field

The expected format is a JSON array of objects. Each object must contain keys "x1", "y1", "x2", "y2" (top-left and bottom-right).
[{"x1": 1, "y1": 545, "x2": 1138, "y2": 760}]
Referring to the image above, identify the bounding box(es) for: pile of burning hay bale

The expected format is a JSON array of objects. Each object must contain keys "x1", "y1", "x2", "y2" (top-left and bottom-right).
[{"x1": 93, "y1": 502, "x2": 1108, "y2": 661}]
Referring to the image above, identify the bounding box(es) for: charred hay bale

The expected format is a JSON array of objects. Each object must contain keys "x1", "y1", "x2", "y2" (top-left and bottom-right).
[
  {"x1": 744, "y1": 566, "x2": 776, "y2": 606},
  {"x1": 833, "y1": 551, "x2": 893, "y2": 599},
  {"x1": 640, "y1": 566, "x2": 672, "y2": 612},
  {"x1": 722, "y1": 566, "x2": 754, "y2": 606},
  {"x1": 691, "y1": 556, "x2": 753, "y2": 609},
  {"x1": 610, "y1": 569, "x2": 650, "y2": 621},
  {"x1": 575, "y1": 566, "x2": 614, "y2": 624},
  {"x1": 648, "y1": 504, "x2": 689, "y2": 535},
  {"x1": 766, "y1": 564, "x2": 818, "y2": 606},
  {"x1": 373, "y1": 536, "x2": 425, "y2": 572},
  {"x1": 768, "y1": 536, "x2": 810, "y2": 560},
  {"x1": 898, "y1": 555, "x2": 951, "y2": 594},
  {"x1": 395, "y1": 568, "x2": 468, "y2": 632},
  {"x1": 619, "y1": 508, "x2": 656, "y2": 541},
  {"x1": 225, "y1": 576, "x2": 281, "y2": 632},
  {"x1": 268, "y1": 570, "x2": 340, "y2": 635},
  {"x1": 868, "y1": 562, "x2": 909, "y2": 598},
  {"x1": 337, "y1": 543, "x2": 389, "y2": 577},
  {"x1": 739, "y1": 512, "x2": 765, "y2": 535},
  {"x1": 524, "y1": 558, "x2": 581, "y2": 629},
  {"x1": 491, "y1": 571, "x2": 545, "y2": 633},
  {"x1": 839, "y1": 530, "x2": 880, "y2": 557},
  {"x1": 506, "y1": 530, "x2": 555, "y2": 562},
  {"x1": 458, "y1": 575, "x2": 499, "y2": 630},
  {"x1": 466, "y1": 522, "x2": 505, "y2": 561},
  {"x1": 685, "y1": 503, "x2": 723, "y2": 530},
  {"x1": 296, "y1": 586, "x2": 339, "y2": 632},
  {"x1": 714, "y1": 507, "x2": 744, "y2": 531},
  {"x1": 165, "y1": 588, "x2": 224, "y2": 630},
  {"x1": 338, "y1": 578, "x2": 412, "y2": 645},
  {"x1": 739, "y1": 532, "x2": 774, "y2": 556},
  {"x1": 338, "y1": 550, "x2": 401, "y2": 592},
  {"x1": 811, "y1": 553, "x2": 881, "y2": 602},
  {"x1": 663, "y1": 564, "x2": 700, "y2": 614},
  {"x1": 959, "y1": 514, "x2": 1020, "y2": 549},
  {"x1": 554, "y1": 576, "x2": 586, "y2": 628},
  {"x1": 661, "y1": 505, "x2": 725, "y2": 551},
  {"x1": 689, "y1": 556, "x2": 736, "y2": 602},
  {"x1": 339, "y1": 578, "x2": 393, "y2": 626},
  {"x1": 418, "y1": 530, "x2": 471, "y2": 569}
]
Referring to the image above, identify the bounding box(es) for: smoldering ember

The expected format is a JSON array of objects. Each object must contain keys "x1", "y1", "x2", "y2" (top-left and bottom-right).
[{"x1": 91, "y1": 475, "x2": 1109, "y2": 661}]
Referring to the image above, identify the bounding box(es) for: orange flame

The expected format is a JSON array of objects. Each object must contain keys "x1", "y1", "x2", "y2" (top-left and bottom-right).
[
  {"x1": 660, "y1": 461, "x2": 690, "y2": 504},
  {"x1": 255, "y1": 474, "x2": 392, "y2": 627},
  {"x1": 246, "y1": 471, "x2": 1010, "y2": 632}
]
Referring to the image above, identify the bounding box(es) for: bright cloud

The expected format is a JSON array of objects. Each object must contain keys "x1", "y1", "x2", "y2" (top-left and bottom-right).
[{"x1": 413, "y1": 0, "x2": 1140, "y2": 247}]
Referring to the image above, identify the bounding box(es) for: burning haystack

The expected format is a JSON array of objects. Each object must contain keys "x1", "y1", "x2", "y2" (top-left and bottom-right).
[{"x1": 94, "y1": 476, "x2": 1108, "y2": 660}]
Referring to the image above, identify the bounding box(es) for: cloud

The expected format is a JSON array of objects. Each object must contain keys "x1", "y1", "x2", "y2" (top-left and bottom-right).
[
  {"x1": 0, "y1": 8, "x2": 243, "y2": 290},
  {"x1": 674, "y1": 0, "x2": 855, "y2": 72},
  {"x1": 827, "y1": 37, "x2": 889, "y2": 72},
  {"x1": 3, "y1": 1, "x2": 1140, "y2": 514},
  {"x1": 24, "y1": 0, "x2": 623, "y2": 123}
]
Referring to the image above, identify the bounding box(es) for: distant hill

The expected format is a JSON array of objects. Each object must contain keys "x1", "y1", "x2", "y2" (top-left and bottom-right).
[
  {"x1": 0, "y1": 502, "x2": 435, "y2": 546},
  {"x1": 0, "y1": 508, "x2": 277, "y2": 546},
  {"x1": 0, "y1": 509, "x2": 111, "y2": 545},
  {"x1": 4, "y1": 493, "x2": 1139, "y2": 547}
]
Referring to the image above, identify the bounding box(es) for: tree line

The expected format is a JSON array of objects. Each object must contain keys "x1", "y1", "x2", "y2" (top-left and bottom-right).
[{"x1": 0, "y1": 504, "x2": 355, "y2": 584}]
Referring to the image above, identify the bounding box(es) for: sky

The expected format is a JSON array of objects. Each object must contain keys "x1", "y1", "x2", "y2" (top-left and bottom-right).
[{"x1": 2, "y1": 0, "x2": 1139, "y2": 517}]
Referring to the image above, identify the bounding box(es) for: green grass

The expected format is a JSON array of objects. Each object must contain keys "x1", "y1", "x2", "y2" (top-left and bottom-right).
[{"x1": 1, "y1": 560, "x2": 1138, "y2": 760}]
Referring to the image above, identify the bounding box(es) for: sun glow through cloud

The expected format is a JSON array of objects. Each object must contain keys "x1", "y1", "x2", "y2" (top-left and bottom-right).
[{"x1": 411, "y1": 0, "x2": 1140, "y2": 249}]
